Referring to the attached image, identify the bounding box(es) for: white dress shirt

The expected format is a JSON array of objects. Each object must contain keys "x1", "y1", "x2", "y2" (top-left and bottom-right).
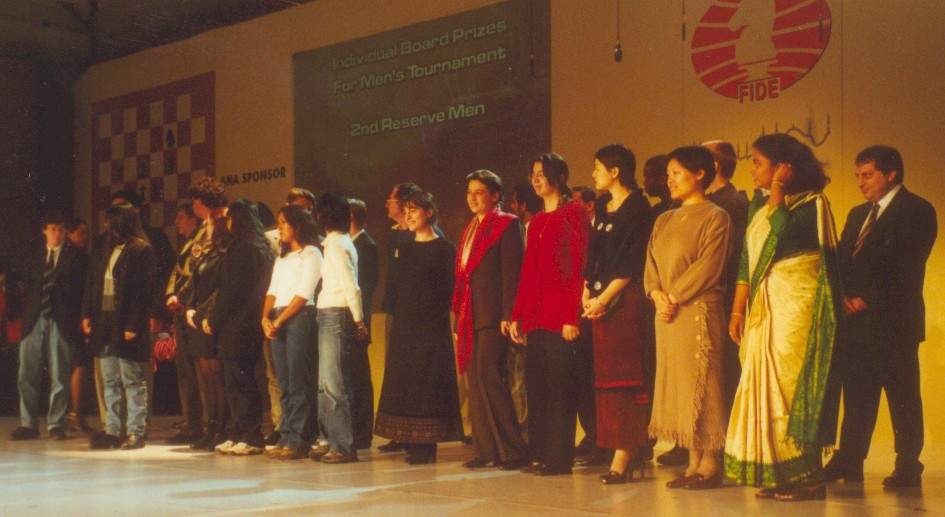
[
  {"x1": 860, "y1": 183, "x2": 902, "y2": 234},
  {"x1": 316, "y1": 231, "x2": 363, "y2": 322},
  {"x1": 267, "y1": 245, "x2": 322, "y2": 307}
]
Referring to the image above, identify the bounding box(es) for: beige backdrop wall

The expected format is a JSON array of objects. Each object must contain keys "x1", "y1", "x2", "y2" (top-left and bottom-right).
[{"x1": 75, "y1": 0, "x2": 945, "y2": 447}]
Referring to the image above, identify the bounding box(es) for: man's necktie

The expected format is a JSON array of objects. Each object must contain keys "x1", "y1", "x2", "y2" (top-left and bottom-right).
[
  {"x1": 40, "y1": 249, "x2": 56, "y2": 317},
  {"x1": 853, "y1": 203, "x2": 880, "y2": 257}
]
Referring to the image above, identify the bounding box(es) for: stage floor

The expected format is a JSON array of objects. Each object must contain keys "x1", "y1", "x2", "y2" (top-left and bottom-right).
[{"x1": 0, "y1": 417, "x2": 939, "y2": 516}]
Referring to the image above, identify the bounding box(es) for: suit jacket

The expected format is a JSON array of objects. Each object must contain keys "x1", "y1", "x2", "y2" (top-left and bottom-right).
[
  {"x1": 82, "y1": 239, "x2": 157, "y2": 360},
  {"x1": 21, "y1": 243, "x2": 89, "y2": 346},
  {"x1": 470, "y1": 220, "x2": 524, "y2": 330},
  {"x1": 353, "y1": 230, "x2": 379, "y2": 320},
  {"x1": 838, "y1": 186, "x2": 937, "y2": 345},
  {"x1": 203, "y1": 239, "x2": 273, "y2": 359}
]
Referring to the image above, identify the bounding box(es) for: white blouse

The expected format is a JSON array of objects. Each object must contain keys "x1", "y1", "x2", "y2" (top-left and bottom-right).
[
  {"x1": 316, "y1": 231, "x2": 363, "y2": 322},
  {"x1": 266, "y1": 245, "x2": 322, "y2": 307}
]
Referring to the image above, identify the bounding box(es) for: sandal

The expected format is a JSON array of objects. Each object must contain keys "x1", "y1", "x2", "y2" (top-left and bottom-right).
[{"x1": 774, "y1": 483, "x2": 826, "y2": 502}]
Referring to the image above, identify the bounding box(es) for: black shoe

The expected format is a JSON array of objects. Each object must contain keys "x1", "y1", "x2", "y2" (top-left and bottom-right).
[
  {"x1": 377, "y1": 441, "x2": 405, "y2": 453},
  {"x1": 534, "y1": 464, "x2": 572, "y2": 476},
  {"x1": 823, "y1": 457, "x2": 863, "y2": 482},
  {"x1": 498, "y1": 459, "x2": 529, "y2": 471},
  {"x1": 657, "y1": 445, "x2": 689, "y2": 466},
  {"x1": 121, "y1": 435, "x2": 146, "y2": 450},
  {"x1": 405, "y1": 451, "x2": 437, "y2": 464},
  {"x1": 264, "y1": 431, "x2": 281, "y2": 447},
  {"x1": 10, "y1": 427, "x2": 40, "y2": 441},
  {"x1": 166, "y1": 430, "x2": 201, "y2": 445},
  {"x1": 883, "y1": 468, "x2": 923, "y2": 489},
  {"x1": 600, "y1": 470, "x2": 631, "y2": 485},
  {"x1": 90, "y1": 432, "x2": 121, "y2": 449},
  {"x1": 49, "y1": 427, "x2": 67, "y2": 441},
  {"x1": 520, "y1": 461, "x2": 543, "y2": 474},
  {"x1": 463, "y1": 458, "x2": 491, "y2": 469}
]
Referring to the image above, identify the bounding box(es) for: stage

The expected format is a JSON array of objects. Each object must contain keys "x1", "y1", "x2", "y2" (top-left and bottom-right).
[{"x1": 0, "y1": 417, "x2": 939, "y2": 516}]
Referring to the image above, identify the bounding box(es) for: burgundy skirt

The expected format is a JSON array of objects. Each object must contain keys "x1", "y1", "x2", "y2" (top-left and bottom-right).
[{"x1": 592, "y1": 283, "x2": 649, "y2": 451}]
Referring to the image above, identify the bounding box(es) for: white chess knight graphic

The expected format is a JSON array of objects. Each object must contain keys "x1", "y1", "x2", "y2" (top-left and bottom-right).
[{"x1": 729, "y1": 2, "x2": 778, "y2": 81}]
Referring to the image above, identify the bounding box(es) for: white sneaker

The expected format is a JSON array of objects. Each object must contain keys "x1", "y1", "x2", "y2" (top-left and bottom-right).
[
  {"x1": 230, "y1": 442, "x2": 263, "y2": 456},
  {"x1": 215, "y1": 440, "x2": 236, "y2": 454}
]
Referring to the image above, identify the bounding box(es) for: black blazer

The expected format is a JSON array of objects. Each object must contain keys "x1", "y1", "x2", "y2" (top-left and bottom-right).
[
  {"x1": 82, "y1": 239, "x2": 157, "y2": 360},
  {"x1": 353, "y1": 231, "x2": 379, "y2": 315},
  {"x1": 203, "y1": 240, "x2": 273, "y2": 359},
  {"x1": 21, "y1": 243, "x2": 89, "y2": 346},
  {"x1": 469, "y1": 219, "x2": 524, "y2": 330},
  {"x1": 838, "y1": 186, "x2": 937, "y2": 344}
]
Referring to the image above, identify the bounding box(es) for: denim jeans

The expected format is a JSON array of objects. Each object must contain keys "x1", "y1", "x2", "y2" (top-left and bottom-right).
[
  {"x1": 269, "y1": 307, "x2": 317, "y2": 450},
  {"x1": 17, "y1": 315, "x2": 72, "y2": 430},
  {"x1": 317, "y1": 308, "x2": 355, "y2": 456},
  {"x1": 99, "y1": 356, "x2": 149, "y2": 438}
]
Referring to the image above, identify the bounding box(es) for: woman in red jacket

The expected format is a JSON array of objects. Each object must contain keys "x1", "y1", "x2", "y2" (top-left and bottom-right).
[{"x1": 510, "y1": 152, "x2": 588, "y2": 476}]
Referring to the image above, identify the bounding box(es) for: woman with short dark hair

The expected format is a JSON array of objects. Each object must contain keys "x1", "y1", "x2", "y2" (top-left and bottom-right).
[
  {"x1": 644, "y1": 146, "x2": 731, "y2": 489},
  {"x1": 310, "y1": 192, "x2": 368, "y2": 464},
  {"x1": 375, "y1": 190, "x2": 461, "y2": 464},
  {"x1": 454, "y1": 169, "x2": 528, "y2": 471},
  {"x1": 583, "y1": 144, "x2": 653, "y2": 484}
]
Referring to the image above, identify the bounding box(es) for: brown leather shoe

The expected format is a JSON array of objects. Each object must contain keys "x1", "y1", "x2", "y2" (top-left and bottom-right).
[
  {"x1": 321, "y1": 451, "x2": 358, "y2": 464},
  {"x1": 277, "y1": 448, "x2": 308, "y2": 460}
]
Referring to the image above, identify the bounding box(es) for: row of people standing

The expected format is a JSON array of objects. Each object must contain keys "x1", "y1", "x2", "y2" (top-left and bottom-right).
[{"x1": 457, "y1": 135, "x2": 935, "y2": 504}]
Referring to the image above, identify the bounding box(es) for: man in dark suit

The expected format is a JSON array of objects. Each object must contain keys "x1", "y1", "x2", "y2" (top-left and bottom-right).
[
  {"x1": 826, "y1": 145, "x2": 937, "y2": 488},
  {"x1": 703, "y1": 141, "x2": 749, "y2": 410},
  {"x1": 11, "y1": 210, "x2": 89, "y2": 441},
  {"x1": 348, "y1": 198, "x2": 378, "y2": 449}
]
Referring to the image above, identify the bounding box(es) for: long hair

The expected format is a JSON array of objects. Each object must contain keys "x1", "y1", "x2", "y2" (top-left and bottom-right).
[
  {"x1": 753, "y1": 133, "x2": 829, "y2": 194},
  {"x1": 278, "y1": 204, "x2": 318, "y2": 257},
  {"x1": 105, "y1": 203, "x2": 147, "y2": 251},
  {"x1": 228, "y1": 199, "x2": 270, "y2": 256}
]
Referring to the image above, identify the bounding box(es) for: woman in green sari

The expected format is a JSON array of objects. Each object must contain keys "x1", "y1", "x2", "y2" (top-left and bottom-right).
[{"x1": 724, "y1": 133, "x2": 841, "y2": 502}]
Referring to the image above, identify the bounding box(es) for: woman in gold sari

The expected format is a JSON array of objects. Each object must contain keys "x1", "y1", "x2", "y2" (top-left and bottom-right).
[{"x1": 724, "y1": 133, "x2": 841, "y2": 502}]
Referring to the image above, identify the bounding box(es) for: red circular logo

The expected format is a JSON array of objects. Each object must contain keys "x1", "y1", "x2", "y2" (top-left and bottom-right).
[{"x1": 691, "y1": 0, "x2": 831, "y2": 102}]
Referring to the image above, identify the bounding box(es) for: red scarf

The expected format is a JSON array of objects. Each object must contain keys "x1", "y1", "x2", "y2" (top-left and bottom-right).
[{"x1": 451, "y1": 208, "x2": 517, "y2": 374}]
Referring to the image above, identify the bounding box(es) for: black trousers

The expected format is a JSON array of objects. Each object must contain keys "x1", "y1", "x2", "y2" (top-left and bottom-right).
[
  {"x1": 573, "y1": 319, "x2": 596, "y2": 450},
  {"x1": 525, "y1": 329, "x2": 577, "y2": 470},
  {"x1": 837, "y1": 339, "x2": 924, "y2": 471},
  {"x1": 469, "y1": 327, "x2": 528, "y2": 463},
  {"x1": 223, "y1": 354, "x2": 263, "y2": 446},
  {"x1": 173, "y1": 315, "x2": 203, "y2": 433},
  {"x1": 349, "y1": 335, "x2": 374, "y2": 449}
]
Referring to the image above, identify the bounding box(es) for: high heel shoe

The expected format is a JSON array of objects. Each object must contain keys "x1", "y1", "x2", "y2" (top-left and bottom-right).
[
  {"x1": 600, "y1": 470, "x2": 630, "y2": 484},
  {"x1": 601, "y1": 459, "x2": 647, "y2": 484}
]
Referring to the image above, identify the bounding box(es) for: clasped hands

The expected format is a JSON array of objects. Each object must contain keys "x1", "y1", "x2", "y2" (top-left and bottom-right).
[{"x1": 650, "y1": 290, "x2": 679, "y2": 323}]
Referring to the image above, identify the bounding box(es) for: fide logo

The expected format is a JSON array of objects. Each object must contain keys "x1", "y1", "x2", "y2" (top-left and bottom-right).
[{"x1": 690, "y1": 0, "x2": 831, "y2": 103}]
